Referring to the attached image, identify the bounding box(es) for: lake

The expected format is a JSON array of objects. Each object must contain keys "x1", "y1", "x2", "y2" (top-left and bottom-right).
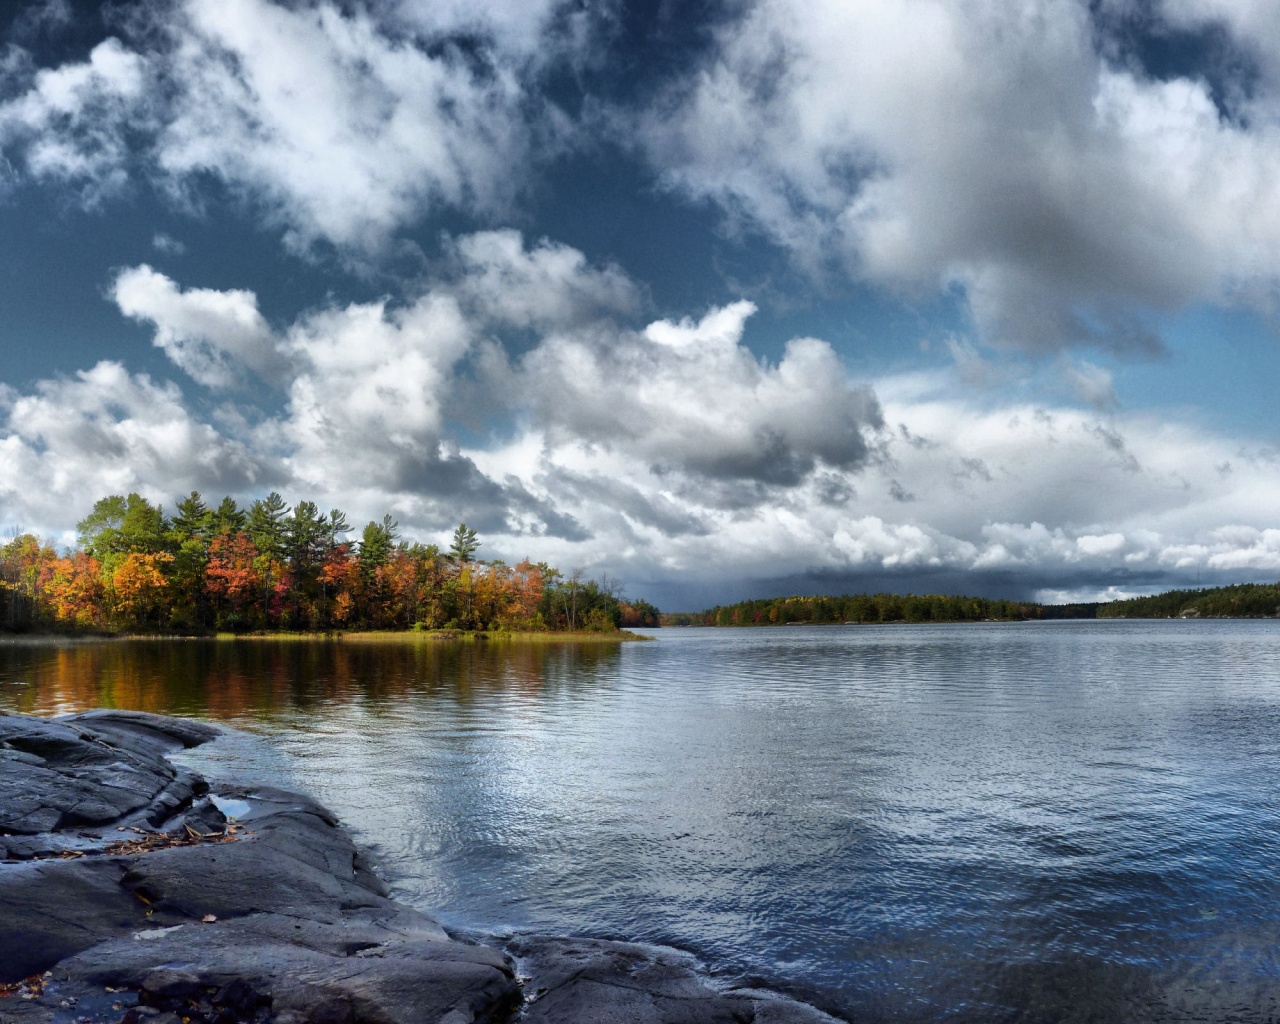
[{"x1": 3, "y1": 621, "x2": 1280, "y2": 1022}]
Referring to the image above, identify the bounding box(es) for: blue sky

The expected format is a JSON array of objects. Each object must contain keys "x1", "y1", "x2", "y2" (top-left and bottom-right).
[{"x1": 2, "y1": 0, "x2": 1280, "y2": 609}]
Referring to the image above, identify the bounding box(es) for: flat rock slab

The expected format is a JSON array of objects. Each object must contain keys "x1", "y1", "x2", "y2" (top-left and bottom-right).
[{"x1": 1, "y1": 710, "x2": 840, "y2": 1024}]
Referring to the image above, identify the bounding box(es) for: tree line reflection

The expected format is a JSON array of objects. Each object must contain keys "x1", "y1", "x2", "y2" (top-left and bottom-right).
[{"x1": 0, "y1": 638, "x2": 626, "y2": 721}]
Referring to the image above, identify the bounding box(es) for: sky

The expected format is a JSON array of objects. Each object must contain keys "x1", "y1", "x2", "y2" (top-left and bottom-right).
[{"x1": 2, "y1": 0, "x2": 1280, "y2": 610}]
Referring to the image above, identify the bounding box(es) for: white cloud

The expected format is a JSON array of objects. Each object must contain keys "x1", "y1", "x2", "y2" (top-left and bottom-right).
[
  {"x1": 0, "y1": 38, "x2": 146, "y2": 203},
  {"x1": 0, "y1": 361, "x2": 267, "y2": 539},
  {"x1": 151, "y1": 232, "x2": 185, "y2": 254},
  {"x1": 153, "y1": 0, "x2": 544, "y2": 253},
  {"x1": 381, "y1": 0, "x2": 609, "y2": 67},
  {"x1": 449, "y1": 229, "x2": 641, "y2": 330},
  {"x1": 112, "y1": 265, "x2": 285, "y2": 389},
  {"x1": 638, "y1": 0, "x2": 1280, "y2": 352},
  {"x1": 516, "y1": 300, "x2": 883, "y2": 488},
  {"x1": 1160, "y1": 1, "x2": 1280, "y2": 67},
  {"x1": 277, "y1": 291, "x2": 474, "y2": 496},
  {"x1": 468, "y1": 367, "x2": 1280, "y2": 593},
  {"x1": 0, "y1": 0, "x2": 592, "y2": 253}
]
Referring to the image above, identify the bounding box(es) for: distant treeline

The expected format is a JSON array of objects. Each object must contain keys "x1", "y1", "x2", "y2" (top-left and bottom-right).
[
  {"x1": 666, "y1": 592, "x2": 1048, "y2": 626},
  {"x1": 1096, "y1": 582, "x2": 1280, "y2": 619},
  {"x1": 672, "y1": 580, "x2": 1280, "y2": 627},
  {"x1": 0, "y1": 491, "x2": 661, "y2": 635}
]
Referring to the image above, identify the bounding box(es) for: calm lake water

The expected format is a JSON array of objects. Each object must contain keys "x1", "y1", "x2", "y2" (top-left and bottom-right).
[{"x1": 4, "y1": 621, "x2": 1280, "y2": 1022}]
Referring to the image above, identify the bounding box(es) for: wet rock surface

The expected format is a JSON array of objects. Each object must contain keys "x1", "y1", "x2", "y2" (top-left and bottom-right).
[
  {"x1": 510, "y1": 937, "x2": 839, "y2": 1024},
  {"x1": 1, "y1": 709, "x2": 840, "y2": 1024}
]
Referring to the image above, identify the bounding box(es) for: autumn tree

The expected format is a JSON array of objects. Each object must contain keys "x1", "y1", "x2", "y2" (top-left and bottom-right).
[
  {"x1": 110, "y1": 552, "x2": 174, "y2": 629},
  {"x1": 205, "y1": 532, "x2": 261, "y2": 629},
  {"x1": 43, "y1": 552, "x2": 105, "y2": 628}
]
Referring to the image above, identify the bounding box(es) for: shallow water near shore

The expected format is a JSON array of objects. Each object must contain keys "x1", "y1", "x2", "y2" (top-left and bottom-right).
[{"x1": 4, "y1": 621, "x2": 1280, "y2": 1022}]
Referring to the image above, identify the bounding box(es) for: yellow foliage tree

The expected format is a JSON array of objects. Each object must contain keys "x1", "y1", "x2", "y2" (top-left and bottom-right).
[{"x1": 110, "y1": 552, "x2": 174, "y2": 628}]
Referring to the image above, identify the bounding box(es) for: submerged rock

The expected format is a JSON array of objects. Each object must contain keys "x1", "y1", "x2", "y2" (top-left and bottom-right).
[{"x1": 0, "y1": 709, "x2": 839, "y2": 1024}]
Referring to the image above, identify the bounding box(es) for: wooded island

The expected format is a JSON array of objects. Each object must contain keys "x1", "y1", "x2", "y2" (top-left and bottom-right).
[{"x1": 0, "y1": 491, "x2": 660, "y2": 635}]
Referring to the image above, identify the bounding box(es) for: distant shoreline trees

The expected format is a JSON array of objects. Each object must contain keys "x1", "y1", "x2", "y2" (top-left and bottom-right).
[
  {"x1": 672, "y1": 592, "x2": 1044, "y2": 626},
  {"x1": 1094, "y1": 582, "x2": 1280, "y2": 619},
  {"x1": 672, "y1": 582, "x2": 1280, "y2": 627},
  {"x1": 0, "y1": 491, "x2": 660, "y2": 635}
]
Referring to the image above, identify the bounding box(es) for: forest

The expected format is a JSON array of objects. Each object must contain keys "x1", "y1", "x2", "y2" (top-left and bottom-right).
[
  {"x1": 677, "y1": 581, "x2": 1280, "y2": 626},
  {"x1": 0, "y1": 491, "x2": 660, "y2": 635},
  {"x1": 1095, "y1": 582, "x2": 1280, "y2": 618},
  {"x1": 672, "y1": 591, "x2": 1046, "y2": 626}
]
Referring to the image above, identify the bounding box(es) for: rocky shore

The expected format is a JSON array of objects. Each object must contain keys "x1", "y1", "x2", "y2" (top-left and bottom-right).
[{"x1": 1, "y1": 709, "x2": 838, "y2": 1024}]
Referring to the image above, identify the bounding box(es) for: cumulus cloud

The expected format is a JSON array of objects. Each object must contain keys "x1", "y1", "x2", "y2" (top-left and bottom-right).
[
  {"x1": 276, "y1": 292, "x2": 474, "y2": 495},
  {"x1": 637, "y1": 0, "x2": 1280, "y2": 353},
  {"x1": 516, "y1": 300, "x2": 883, "y2": 488},
  {"x1": 1160, "y1": 1, "x2": 1280, "y2": 64},
  {"x1": 102, "y1": 235, "x2": 884, "y2": 531},
  {"x1": 0, "y1": 0, "x2": 597, "y2": 252},
  {"x1": 112, "y1": 265, "x2": 286, "y2": 389},
  {"x1": 448, "y1": 230, "x2": 641, "y2": 331},
  {"x1": 0, "y1": 361, "x2": 267, "y2": 539}
]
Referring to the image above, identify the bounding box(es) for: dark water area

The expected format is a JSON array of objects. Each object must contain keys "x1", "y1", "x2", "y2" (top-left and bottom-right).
[{"x1": 4, "y1": 622, "x2": 1280, "y2": 1023}]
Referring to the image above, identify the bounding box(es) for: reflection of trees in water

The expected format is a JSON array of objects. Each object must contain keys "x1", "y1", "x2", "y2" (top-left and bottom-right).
[{"x1": 0, "y1": 639, "x2": 625, "y2": 721}]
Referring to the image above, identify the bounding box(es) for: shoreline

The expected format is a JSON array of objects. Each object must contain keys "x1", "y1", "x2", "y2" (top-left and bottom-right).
[
  {"x1": 0, "y1": 628, "x2": 654, "y2": 645},
  {"x1": 1, "y1": 708, "x2": 836, "y2": 1024}
]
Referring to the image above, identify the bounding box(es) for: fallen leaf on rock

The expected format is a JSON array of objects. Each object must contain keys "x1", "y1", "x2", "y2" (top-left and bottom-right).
[
  {"x1": 0, "y1": 974, "x2": 47, "y2": 1000},
  {"x1": 104, "y1": 827, "x2": 238, "y2": 857},
  {"x1": 18, "y1": 823, "x2": 243, "y2": 863},
  {"x1": 201, "y1": 914, "x2": 217, "y2": 923}
]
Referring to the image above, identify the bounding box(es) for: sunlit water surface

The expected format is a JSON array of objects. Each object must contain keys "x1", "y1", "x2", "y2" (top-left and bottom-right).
[{"x1": 4, "y1": 622, "x2": 1280, "y2": 1022}]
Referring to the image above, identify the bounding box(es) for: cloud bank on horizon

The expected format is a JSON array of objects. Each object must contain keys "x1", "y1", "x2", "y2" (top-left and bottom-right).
[{"x1": 1, "y1": 0, "x2": 1280, "y2": 608}]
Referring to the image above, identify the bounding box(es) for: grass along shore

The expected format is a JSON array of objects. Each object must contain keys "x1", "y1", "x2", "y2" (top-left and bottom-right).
[{"x1": 211, "y1": 628, "x2": 653, "y2": 643}]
